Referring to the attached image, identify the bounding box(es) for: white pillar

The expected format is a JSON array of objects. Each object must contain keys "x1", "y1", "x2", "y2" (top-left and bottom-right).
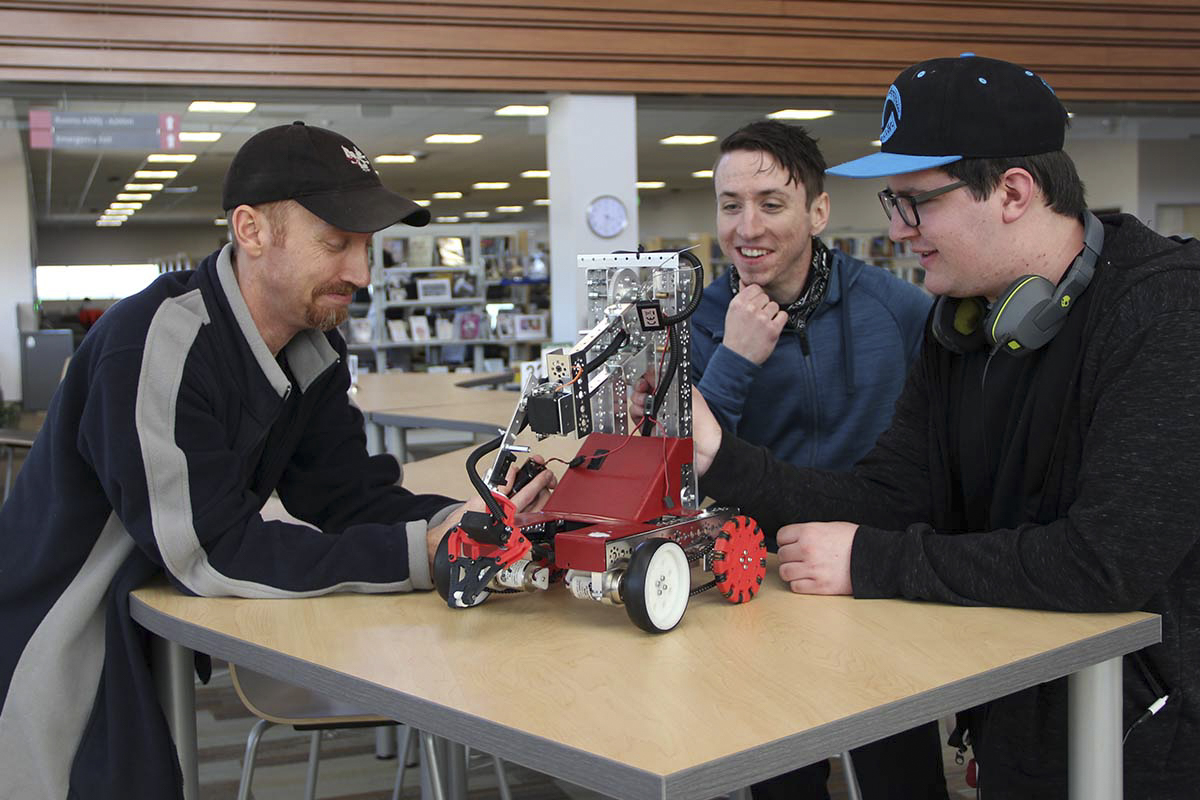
[
  {"x1": 0, "y1": 98, "x2": 36, "y2": 403},
  {"x1": 546, "y1": 94, "x2": 638, "y2": 343}
]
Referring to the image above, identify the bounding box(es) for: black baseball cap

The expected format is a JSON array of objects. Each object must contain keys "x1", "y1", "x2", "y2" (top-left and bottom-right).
[
  {"x1": 828, "y1": 54, "x2": 1069, "y2": 178},
  {"x1": 222, "y1": 121, "x2": 430, "y2": 232}
]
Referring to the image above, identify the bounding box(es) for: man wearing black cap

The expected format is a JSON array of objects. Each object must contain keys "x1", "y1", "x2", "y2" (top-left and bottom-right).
[
  {"x1": 0, "y1": 122, "x2": 554, "y2": 799},
  {"x1": 690, "y1": 55, "x2": 1200, "y2": 798}
]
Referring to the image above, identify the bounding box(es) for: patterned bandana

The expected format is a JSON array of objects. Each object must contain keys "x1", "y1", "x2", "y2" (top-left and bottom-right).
[{"x1": 730, "y1": 236, "x2": 832, "y2": 331}]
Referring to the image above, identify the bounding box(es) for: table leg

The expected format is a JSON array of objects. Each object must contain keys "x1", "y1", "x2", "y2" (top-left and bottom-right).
[
  {"x1": 1068, "y1": 655, "x2": 1123, "y2": 800},
  {"x1": 365, "y1": 421, "x2": 383, "y2": 456},
  {"x1": 444, "y1": 740, "x2": 468, "y2": 800},
  {"x1": 151, "y1": 636, "x2": 199, "y2": 800},
  {"x1": 375, "y1": 726, "x2": 396, "y2": 758},
  {"x1": 385, "y1": 425, "x2": 408, "y2": 462}
]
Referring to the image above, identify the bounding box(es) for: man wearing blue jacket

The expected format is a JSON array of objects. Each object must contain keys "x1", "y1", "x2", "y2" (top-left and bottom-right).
[
  {"x1": 0, "y1": 122, "x2": 553, "y2": 800},
  {"x1": 692, "y1": 121, "x2": 942, "y2": 798}
]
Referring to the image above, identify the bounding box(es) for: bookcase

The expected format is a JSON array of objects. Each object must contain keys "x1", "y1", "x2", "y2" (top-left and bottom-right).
[
  {"x1": 825, "y1": 230, "x2": 926, "y2": 287},
  {"x1": 346, "y1": 222, "x2": 548, "y2": 373}
]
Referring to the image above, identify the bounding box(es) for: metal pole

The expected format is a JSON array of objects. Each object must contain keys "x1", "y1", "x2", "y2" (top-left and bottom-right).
[
  {"x1": 151, "y1": 636, "x2": 198, "y2": 800},
  {"x1": 1068, "y1": 656, "x2": 1123, "y2": 800}
]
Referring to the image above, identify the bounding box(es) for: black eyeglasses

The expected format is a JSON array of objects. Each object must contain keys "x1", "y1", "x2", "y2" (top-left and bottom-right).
[{"x1": 878, "y1": 179, "x2": 967, "y2": 227}]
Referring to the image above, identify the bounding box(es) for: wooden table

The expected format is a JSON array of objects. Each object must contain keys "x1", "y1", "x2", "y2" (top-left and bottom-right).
[
  {"x1": 348, "y1": 371, "x2": 516, "y2": 458},
  {"x1": 132, "y1": 444, "x2": 1159, "y2": 800}
]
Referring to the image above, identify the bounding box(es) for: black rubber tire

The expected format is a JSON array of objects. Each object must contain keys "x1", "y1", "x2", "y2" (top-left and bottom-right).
[
  {"x1": 623, "y1": 538, "x2": 690, "y2": 634},
  {"x1": 433, "y1": 533, "x2": 452, "y2": 602}
]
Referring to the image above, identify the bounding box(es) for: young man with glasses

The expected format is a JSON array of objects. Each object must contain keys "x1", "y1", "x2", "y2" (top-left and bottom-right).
[
  {"x1": 690, "y1": 54, "x2": 1200, "y2": 798},
  {"x1": 687, "y1": 120, "x2": 939, "y2": 800}
]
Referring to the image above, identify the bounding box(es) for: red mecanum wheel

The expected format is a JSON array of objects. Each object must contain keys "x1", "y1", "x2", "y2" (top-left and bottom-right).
[{"x1": 711, "y1": 515, "x2": 766, "y2": 604}]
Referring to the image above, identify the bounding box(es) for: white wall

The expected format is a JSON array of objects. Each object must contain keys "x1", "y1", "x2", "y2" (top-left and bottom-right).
[
  {"x1": 0, "y1": 99, "x2": 35, "y2": 402},
  {"x1": 1136, "y1": 139, "x2": 1200, "y2": 230},
  {"x1": 1066, "y1": 138, "x2": 1140, "y2": 216}
]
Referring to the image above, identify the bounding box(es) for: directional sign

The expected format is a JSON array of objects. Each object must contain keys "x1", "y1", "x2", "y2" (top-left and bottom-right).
[{"x1": 28, "y1": 110, "x2": 182, "y2": 150}]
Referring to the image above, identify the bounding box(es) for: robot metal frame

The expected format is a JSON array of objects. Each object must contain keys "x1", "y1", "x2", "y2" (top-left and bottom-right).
[{"x1": 433, "y1": 250, "x2": 766, "y2": 633}]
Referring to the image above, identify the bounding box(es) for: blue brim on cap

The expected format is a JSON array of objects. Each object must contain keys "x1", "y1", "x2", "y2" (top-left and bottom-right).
[{"x1": 827, "y1": 151, "x2": 963, "y2": 179}]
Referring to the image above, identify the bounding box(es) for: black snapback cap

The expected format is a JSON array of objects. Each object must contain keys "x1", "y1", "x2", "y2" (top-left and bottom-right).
[
  {"x1": 222, "y1": 121, "x2": 430, "y2": 232},
  {"x1": 829, "y1": 54, "x2": 1069, "y2": 178}
]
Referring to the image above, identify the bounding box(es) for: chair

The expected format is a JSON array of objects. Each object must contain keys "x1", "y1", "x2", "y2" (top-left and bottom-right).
[{"x1": 229, "y1": 664, "x2": 511, "y2": 800}]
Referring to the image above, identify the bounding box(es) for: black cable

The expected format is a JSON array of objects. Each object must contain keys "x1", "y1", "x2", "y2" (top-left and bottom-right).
[
  {"x1": 584, "y1": 329, "x2": 629, "y2": 375},
  {"x1": 641, "y1": 323, "x2": 682, "y2": 436},
  {"x1": 660, "y1": 250, "x2": 704, "y2": 325},
  {"x1": 465, "y1": 434, "x2": 505, "y2": 520}
]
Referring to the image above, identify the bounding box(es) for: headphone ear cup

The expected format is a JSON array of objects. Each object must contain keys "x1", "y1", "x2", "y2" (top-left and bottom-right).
[
  {"x1": 931, "y1": 295, "x2": 989, "y2": 354},
  {"x1": 983, "y1": 275, "x2": 1056, "y2": 354}
]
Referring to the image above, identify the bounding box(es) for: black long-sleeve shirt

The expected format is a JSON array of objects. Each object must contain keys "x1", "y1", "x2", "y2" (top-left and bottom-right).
[{"x1": 702, "y1": 214, "x2": 1200, "y2": 799}]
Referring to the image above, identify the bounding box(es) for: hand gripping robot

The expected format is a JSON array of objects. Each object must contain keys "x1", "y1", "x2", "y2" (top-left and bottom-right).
[{"x1": 433, "y1": 250, "x2": 766, "y2": 633}]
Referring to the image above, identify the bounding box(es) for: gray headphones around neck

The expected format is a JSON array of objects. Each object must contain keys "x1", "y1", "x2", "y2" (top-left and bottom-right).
[{"x1": 931, "y1": 211, "x2": 1104, "y2": 356}]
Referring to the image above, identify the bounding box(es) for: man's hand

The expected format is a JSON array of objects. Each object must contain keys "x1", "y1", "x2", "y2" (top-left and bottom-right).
[
  {"x1": 723, "y1": 281, "x2": 787, "y2": 365},
  {"x1": 690, "y1": 386, "x2": 722, "y2": 478},
  {"x1": 776, "y1": 521, "x2": 857, "y2": 595},
  {"x1": 425, "y1": 456, "x2": 557, "y2": 566},
  {"x1": 630, "y1": 370, "x2": 655, "y2": 428}
]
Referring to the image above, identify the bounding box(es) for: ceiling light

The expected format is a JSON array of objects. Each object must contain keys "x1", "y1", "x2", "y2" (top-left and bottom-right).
[
  {"x1": 96, "y1": 219, "x2": 123, "y2": 226},
  {"x1": 425, "y1": 134, "x2": 482, "y2": 144},
  {"x1": 692, "y1": 169, "x2": 714, "y2": 178},
  {"x1": 146, "y1": 154, "x2": 197, "y2": 163},
  {"x1": 375, "y1": 154, "x2": 417, "y2": 164},
  {"x1": 472, "y1": 182, "x2": 510, "y2": 190},
  {"x1": 134, "y1": 170, "x2": 177, "y2": 179},
  {"x1": 109, "y1": 202, "x2": 143, "y2": 209},
  {"x1": 103, "y1": 209, "x2": 133, "y2": 217},
  {"x1": 767, "y1": 109, "x2": 835, "y2": 120},
  {"x1": 178, "y1": 131, "x2": 221, "y2": 142},
  {"x1": 521, "y1": 169, "x2": 550, "y2": 178},
  {"x1": 188, "y1": 101, "x2": 256, "y2": 113},
  {"x1": 870, "y1": 139, "x2": 883, "y2": 147},
  {"x1": 636, "y1": 181, "x2": 666, "y2": 190},
  {"x1": 660, "y1": 135, "x2": 717, "y2": 146},
  {"x1": 533, "y1": 198, "x2": 550, "y2": 206},
  {"x1": 436, "y1": 216, "x2": 461, "y2": 223},
  {"x1": 414, "y1": 199, "x2": 431, "y2": 207},
  {"x1": 495, "y1": 105, "x2": 549, "y2": 117},
  {"x1": 496, "y1": 206, "x2": 524, "y2": 213},
  {"x1": 213, "y1": 218, "x2": 228, "y2": 226},
  {"x1": 125, "y1": 183, "x2": 163, "y2": 191},
  {"x1": 463, "y1": 211, "x2": 490, "y2": 218},
  {"x1": 433, "y1": 191, "x2": 463, "y2": 199},
  {"x1": 117, "y1": 193, "x2": 152, "y2": 201},
  {"x1": 100, "y1": 214, "x2": 129, "y2": 221}
]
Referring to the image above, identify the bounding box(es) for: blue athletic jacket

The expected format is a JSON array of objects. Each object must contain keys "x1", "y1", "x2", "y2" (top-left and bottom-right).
[
  {"x1": 692, "y1": 250, "x2": 930, "y2": 473},
  {"x1": 0, "y1": 245, "x2": 456, "y2": 799}
]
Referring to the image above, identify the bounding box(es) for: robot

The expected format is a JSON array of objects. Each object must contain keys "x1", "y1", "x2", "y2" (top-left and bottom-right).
[{"x1": 433, "y1": 250, "x2": 766, "y2": 633}]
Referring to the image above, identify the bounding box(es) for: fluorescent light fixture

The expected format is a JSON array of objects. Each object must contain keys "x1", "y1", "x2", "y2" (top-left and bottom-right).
[
  {"x1": 496, "y1": 205, "x2": 524, "y2": 213},
  {"x1": 109, "y1": 202, "x2": 143, "y2": 209},
  {"x1": 146, "y1": 154, "x2": 197, "y2": 163},
  {"x1": 521, "y1": 169, "x2": 550, "y2": 178},
  {"x1": 692, "y1": 169, "x2": 714, "y2": 178},
  {"x1": 178, "y1": 131, "x2": 221, "y2": 142},
  {"x1": 463, "y1": 211, "x2": 490, "y2": 218},
  {"x1": 435, "y1": 216, "x2": 461, "y2": 223},
  {"x1": 636, "y1": 181, "x2": 666, "y2": 189},
  {"x1": 134, "y1": 170, "x2": 177, "y2": 179},
  {"x1": 414, "y1": 199, "x2": 431, "y2": 207},
  {"x1": 533, "y1": 198, "x2": 550, "y2": 206},
  {"x1": 767, "y1": 109, "x2": 835, "y2": 120},
  {"x1": 375, "y1": 154, "x2": 417, "y2": 164},
  {"x1": 103, "y1": 209, "x2": 133, "y2": 217},
  {"x1": 495, "y1": 105, "x2": 549, "y2": 117},
  {"x1": 433, "y1": 191, "x2": 463, "y2": 199},
  {"x1": 660, "y1": 135, "x2": 717, "y2": 146},
  {"x1": 425, "y1": 134, "x2": 482, "y2": 144},
  {"x1": 117, "y1": 193, "x2": 152, "y2": 201},
  {"x1": 472, "y1": 182, "x2": 510, "y2": 190},
  {"x1": 124, "y1": 183, "x2": 163, "y2": 191},
  {"x1": 188, "y1": 101, "x2": 256, "y2": 113},
  {"x1": 96, "y1": 219, "x2": 123, "y2": 226},
  {"x1": 213, "y1": 218, "x2": 228, "y2": 226},
  {"x1": 870, "y1": 139, "x2": 883, "y2": 147},
  {"x1": 99, "y1": 215, "x2": 128, "y2": 222}
]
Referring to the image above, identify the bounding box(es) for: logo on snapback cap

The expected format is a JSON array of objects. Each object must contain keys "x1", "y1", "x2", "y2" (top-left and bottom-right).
[
  {"x1": 342, "y1": 145, "x2": 372, "y2": 173},
  {"x1": 880, "y1": 84, "x2": 902, "y2": 144}
]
